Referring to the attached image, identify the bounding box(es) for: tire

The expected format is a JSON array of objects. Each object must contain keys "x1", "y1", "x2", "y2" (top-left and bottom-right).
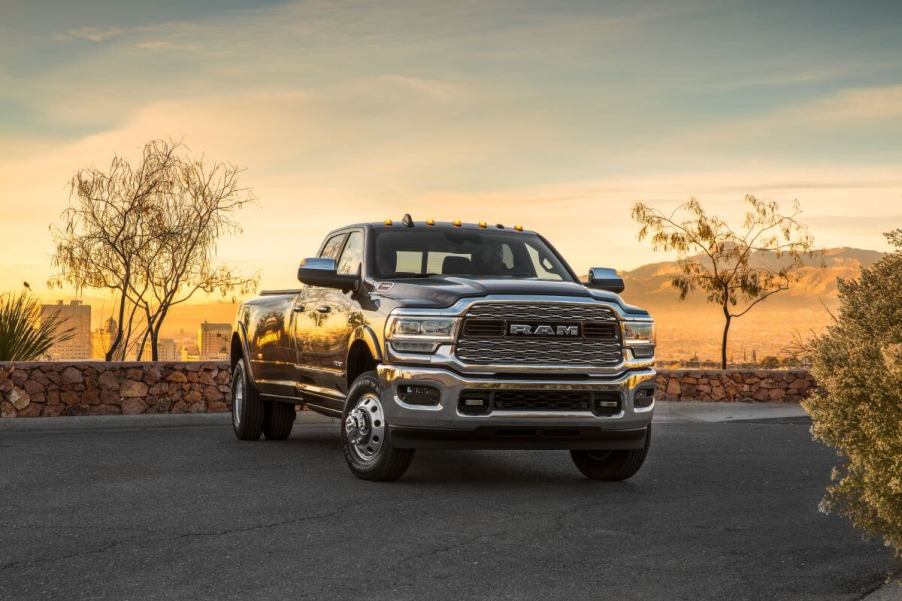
[
  {"x1": 231, "y1": 360, "x2": 264, "y2": 441},
  {"x1": 341, "y1": 370, "x2": 414, "y2": 481},
  {"x1": 570, "y1": 425, "x2": 651, "y2": 481},
  {"x1": 263, "y1": 402, "x2": 296, "y2": 440}
]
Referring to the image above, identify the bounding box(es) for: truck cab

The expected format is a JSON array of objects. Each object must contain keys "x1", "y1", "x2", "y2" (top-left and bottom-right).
[{"x1": 231, "y1": 218, "x2": 656, "y2": 481}]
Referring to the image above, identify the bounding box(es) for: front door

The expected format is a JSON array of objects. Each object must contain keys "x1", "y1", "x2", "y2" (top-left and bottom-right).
[{"x1": 292, "y1": 232, "x2": 348, "y2": 407}]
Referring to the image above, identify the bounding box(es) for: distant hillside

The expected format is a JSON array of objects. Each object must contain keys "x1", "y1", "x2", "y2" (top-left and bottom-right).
[
  {"x1": 46, "y1": 247, "x2": 884, "y2": 362},
  {"x1": 620, "y1": 247, "x2": 884, "y2": 307},
  {"x1": 618, "y1": 247, "x2": 884, "y2": 361}
]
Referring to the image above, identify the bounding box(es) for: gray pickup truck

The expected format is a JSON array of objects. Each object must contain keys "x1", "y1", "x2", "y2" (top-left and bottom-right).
[{"x1": 230, "y1": 216, "x2": 656, "y2": 481}]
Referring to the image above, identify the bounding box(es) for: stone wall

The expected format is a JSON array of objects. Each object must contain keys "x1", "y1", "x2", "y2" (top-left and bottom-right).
[
  {"x1": 0, "y1": 362, "x2": 818, "y2": 418},
  {"x1": 655, "y1": 369, "x2": 817, "y2": 403},
  {"x1": 0, "y1": 362, "x2": 231, "y2": 418}
]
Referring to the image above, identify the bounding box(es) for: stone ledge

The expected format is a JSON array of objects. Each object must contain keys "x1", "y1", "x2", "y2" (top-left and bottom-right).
[
  {"x1": 0, "y1": 361, "x2": 231, "y2": 418},
  {"x1": 655, "y1": 369, "x2": 816, "y2": 403},
  {"x1": 0, "y1": 362, "x2": 817, "y2": 418}
]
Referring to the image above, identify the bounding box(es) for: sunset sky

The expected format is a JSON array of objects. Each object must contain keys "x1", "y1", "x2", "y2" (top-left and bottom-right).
[{"x1": 2, "y1": 0, "x2": 901, "y2": 299}]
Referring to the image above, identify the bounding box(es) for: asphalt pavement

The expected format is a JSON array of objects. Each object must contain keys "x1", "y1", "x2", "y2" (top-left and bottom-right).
[{"x1": 0, "y1": 405, "x2": 894, "y2": 601}]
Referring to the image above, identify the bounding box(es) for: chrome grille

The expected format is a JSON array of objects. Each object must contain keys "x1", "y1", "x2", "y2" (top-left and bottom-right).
[
  {"x1": 465, "y1": 303, "x2": 617, "y2": 321},
  {"x1": 456, "y1": 302, "x2": 622, "y2": 367}
]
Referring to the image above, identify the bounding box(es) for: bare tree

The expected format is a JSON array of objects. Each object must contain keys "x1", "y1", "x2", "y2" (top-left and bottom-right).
[
  {"x1": 135, "y1": 155, "x2": 257, "y2": 360},
  {"x1": 51, "y1": 141, "x2": 178, "y2": 360},
  {"x1": 632, "y1": 196, "x2": 817, "y2": 369},
  {"x1": 51, "y1": 140, "x2": 256, "y2": 361}
]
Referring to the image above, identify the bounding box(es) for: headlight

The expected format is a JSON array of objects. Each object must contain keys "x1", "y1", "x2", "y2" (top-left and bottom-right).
[
  {"x1": 621, "y1": 320, "x2": 655, "y2": 359},
  {"x1": 385, "y1": 316, "x2": 459, "y2": 353}
]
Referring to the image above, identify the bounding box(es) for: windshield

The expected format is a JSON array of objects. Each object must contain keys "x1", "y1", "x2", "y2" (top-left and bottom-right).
[{"x1": 372, "y1": 229, "x2": 575, "y2": 282}]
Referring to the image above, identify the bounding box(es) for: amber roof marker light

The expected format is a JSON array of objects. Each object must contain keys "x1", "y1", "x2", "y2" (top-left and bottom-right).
[
  {"x1": 478, "y1": 221, "x2": 487, "y2": 228},
  {"x1": 426, "y1": 218, "x2": 435, "y2": 226},
  {"x1": 514, "y1": 224, "x2": 523, "y2": 231},
  {"x1": 452, "y1": 219, "x2": 462, "y2": 227},
  {"x1": 384, "y1": 218, "x2": 393, "y2": 226}
]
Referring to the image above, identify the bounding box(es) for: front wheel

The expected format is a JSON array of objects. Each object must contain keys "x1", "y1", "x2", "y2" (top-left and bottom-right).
[
  {"x1": 341, "y1": 371, "x2": 414, "y2": 481},
  {"x1": 570, "y1": 425, "x2": 651, "y2": 481}
]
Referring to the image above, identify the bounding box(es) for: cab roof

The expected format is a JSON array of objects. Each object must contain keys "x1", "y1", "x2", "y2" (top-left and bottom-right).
[{"x1": 342, "y1": 219, "x2": 536, "y2": 235}]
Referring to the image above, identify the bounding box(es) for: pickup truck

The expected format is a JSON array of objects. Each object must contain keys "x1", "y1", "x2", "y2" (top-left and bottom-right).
[{"x1": 230, "y1": 217, "x2": 656, "y2": 481}]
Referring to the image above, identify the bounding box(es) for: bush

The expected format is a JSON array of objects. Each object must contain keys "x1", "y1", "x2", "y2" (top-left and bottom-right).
[
  {"x1": 758, "y1": 355, "x2": 781, "y2": 369},
  {"x1": 803, "y1": 230, "x2": 902, "y2": 558},
  {"x1": 0, "y1": 290, "x2": 73, "y2": 361}
]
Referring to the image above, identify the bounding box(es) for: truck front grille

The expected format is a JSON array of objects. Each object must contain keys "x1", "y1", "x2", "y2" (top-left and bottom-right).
[
  {"x1": 459, "y1": 389, "x2": 622, "y2": 415},
  {"x1": 455, "y1": 302, "x2": 622, "y2": 367}
]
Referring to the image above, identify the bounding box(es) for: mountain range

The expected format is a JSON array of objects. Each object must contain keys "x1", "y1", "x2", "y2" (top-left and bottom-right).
[{"x1": 617, "y1": 247, "x2": 884, "y2": 361}]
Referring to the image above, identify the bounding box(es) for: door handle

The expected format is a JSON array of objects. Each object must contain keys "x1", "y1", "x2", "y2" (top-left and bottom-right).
[
  {"x1": 293, "y1": 305, "x2": 305, "y2": 312},
  {"x1": 316, "y1": 305, "x2": 332, "y2": 314}
]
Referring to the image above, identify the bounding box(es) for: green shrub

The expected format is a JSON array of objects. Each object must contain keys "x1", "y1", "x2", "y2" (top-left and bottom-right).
[
  {"x1": 803, "y1": 230, "x2": 902, "y2": 558},
  {"x1": 0, "y1": 290, "x2": 74, "y2": 361}
]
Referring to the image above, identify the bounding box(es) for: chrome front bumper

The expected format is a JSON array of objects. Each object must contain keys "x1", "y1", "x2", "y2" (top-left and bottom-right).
[{"x1": 377, "y1": 364, "x2": 656, "y2": 449}]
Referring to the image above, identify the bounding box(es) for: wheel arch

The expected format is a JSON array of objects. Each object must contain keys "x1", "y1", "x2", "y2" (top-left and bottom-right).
[
  {"x1": 346, "y1": 326, "x2": 382, "y2": 388},
  {"x1": 230, "y1": 323, "x2": 256, "y2": 384}
]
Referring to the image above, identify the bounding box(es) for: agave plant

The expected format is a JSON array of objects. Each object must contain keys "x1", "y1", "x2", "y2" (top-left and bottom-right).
[{"x1": 0, "y1": 290, "x2": 74, "y2": 361}]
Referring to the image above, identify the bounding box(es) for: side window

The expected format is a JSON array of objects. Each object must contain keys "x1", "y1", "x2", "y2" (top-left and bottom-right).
[
  {"x1": 319, "y1": 233, "x2": 347, "y2": 261},
  {"x1": 337, "y1": 231, "x2": 363, "y2": 275}
]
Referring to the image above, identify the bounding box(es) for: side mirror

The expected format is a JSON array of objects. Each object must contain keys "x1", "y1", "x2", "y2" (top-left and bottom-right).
[
  {"x1": 586, "y1": 267, "x2": 625, "y2": 293},
  {"x1": 297, "y1": 258, "x2": 358, "y2": 291}
]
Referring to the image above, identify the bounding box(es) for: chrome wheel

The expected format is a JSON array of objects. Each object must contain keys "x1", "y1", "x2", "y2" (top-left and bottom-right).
[
  {"x1": 344, "y1": 392, "x2": 385, "y2": 462},
  {"x1": 232, "y1": 371, "x2": 244, "y2": 429}
]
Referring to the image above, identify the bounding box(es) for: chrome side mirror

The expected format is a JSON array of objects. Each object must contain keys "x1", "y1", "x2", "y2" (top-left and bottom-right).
[
  {"x1": 587, "y1": 267, "x2": 625, "y2": 293},
  {"x1": 297, "y1": 257, "x2": 358, "y2": 291}
]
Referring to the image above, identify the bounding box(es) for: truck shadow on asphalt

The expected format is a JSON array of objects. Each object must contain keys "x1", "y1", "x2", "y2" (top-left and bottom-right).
[{"x1": 274, "y1": 424, "x2": 649, "y2": 489}]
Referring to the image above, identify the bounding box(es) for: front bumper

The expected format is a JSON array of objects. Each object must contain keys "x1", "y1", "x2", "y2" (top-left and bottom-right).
[{"x1": 377, "y1": 364, "x2": 656, "y2": 450}]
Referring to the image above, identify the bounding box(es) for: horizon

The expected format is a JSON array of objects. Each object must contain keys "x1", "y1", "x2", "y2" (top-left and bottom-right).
[{"x1": 2, "y1": 0, "x2": 902, "y2": 300}]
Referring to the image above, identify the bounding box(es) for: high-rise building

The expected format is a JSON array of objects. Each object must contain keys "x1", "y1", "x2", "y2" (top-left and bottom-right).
[
  {"x1": 42, "y1": 300, "x2": 91, "y2": 360},
  {"x1": 198, "y1": 321, "x2": 231, "y2": 360}
]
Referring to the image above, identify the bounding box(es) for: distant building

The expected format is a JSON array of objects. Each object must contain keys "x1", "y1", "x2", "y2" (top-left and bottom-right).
[
  {"x1": 91, "y1": 317, "x2": 120, "y2": 360},
  {"x1": 198, "y1": 321, "x2": 231, "y2": 360},
  {"x1": 180, "y1": 345, "x2": 201, "y2": 362},
  {"x1": 42, "y1": 300, "x2": 91, "y2": 360},
  {"x1": 138, "y1": 338, "x2": 179, "y2": 362},
  {"x1": 158, "y1": 338, "x2": 179, "y2": 361}
]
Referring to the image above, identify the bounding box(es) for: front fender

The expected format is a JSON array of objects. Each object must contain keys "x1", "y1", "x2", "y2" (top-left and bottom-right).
[
  {"x1": 232, "y1": 321, "x2": 257, "y2": 385},
  {"x1": 348, "y1": 324, "x2": 383, "y2": 362}
]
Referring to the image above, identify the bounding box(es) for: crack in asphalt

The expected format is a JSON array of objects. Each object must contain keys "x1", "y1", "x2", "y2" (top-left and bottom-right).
[{"x1": 0, "y1": 500, "x2": 367, "y2": 573}]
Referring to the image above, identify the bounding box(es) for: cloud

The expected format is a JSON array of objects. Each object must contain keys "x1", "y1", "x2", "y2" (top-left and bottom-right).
[
  {"x1": 803, "y1": 84, "x2": 902, "y2": 122},
  {"x1": 64, "y1": 26, "x2": 127, "y2": 43}
]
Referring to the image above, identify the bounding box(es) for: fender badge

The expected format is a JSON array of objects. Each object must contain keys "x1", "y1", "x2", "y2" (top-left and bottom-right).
[{"x1": 377, "y1": 282, "x2": 394, "y2": 292}]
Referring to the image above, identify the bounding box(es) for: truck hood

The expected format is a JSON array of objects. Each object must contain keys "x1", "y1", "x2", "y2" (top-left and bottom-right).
[{"x1": 370, "y1": 277, "x2": 649, "y2": 315}]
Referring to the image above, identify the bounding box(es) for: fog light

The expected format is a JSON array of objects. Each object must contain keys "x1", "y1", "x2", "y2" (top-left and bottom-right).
[
  {"x1": 458, "y1": 393, "x2": 490, "y2": 415},
  {"x1": 634, "y1": 388, "x2": 655, "y2": 408},
  {"x1": 593, "y1": 392, "x2": 621, "y2": 416},
  {"x1": 398, "y1": 385, "x2": 440, "y2": 406}
]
